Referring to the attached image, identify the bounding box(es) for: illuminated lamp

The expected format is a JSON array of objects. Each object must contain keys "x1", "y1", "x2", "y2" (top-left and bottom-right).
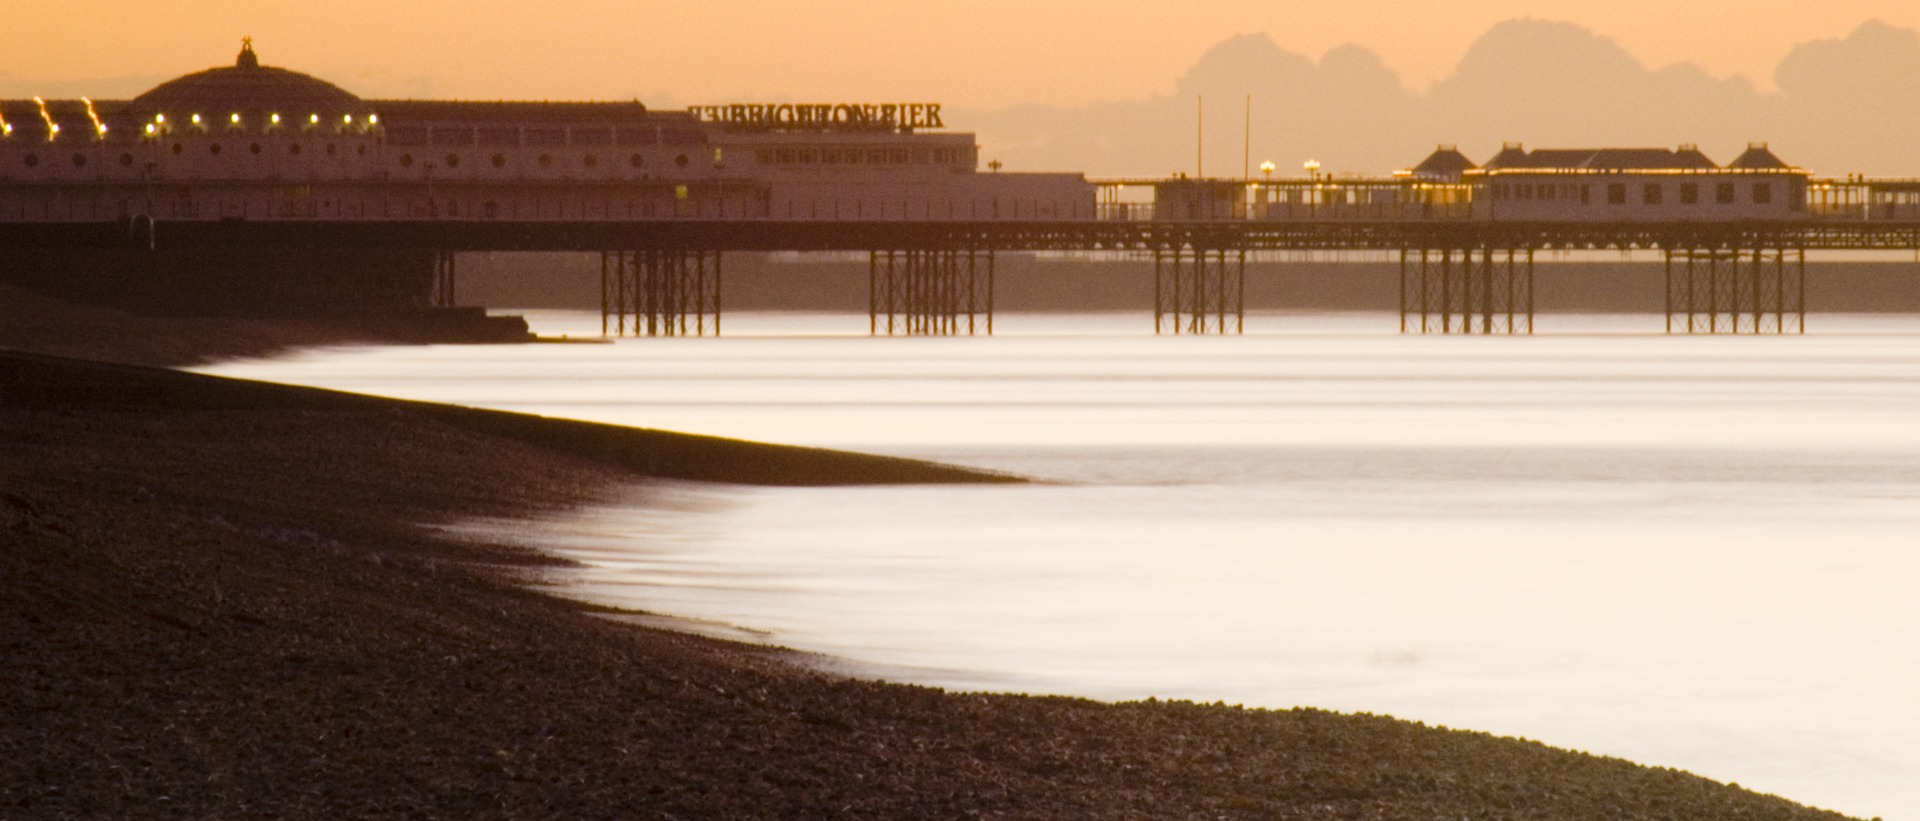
[
  {"x1": 309, "y1": 114, "x2": 319, "y2": 125},
  {"x1": 230, "y1": 113, "x2": 241, "y2": 124},
  {"x1": 33, "y1": 96, "x2": 58, "y2": 140},
  {"x1": 81, "y1": 98, "x2": 107, "y2": 137},
  {"x1": 145, "y1": 124, "x2": 156, "y2": 135},
  {"x1": 155, "y1": 114, "x2": 166, "y2": 124},
  {"x1": 271, "y1": 113, "x2": 281, "y2": 125},
  {"x1": 192, "y1": 114, "x2": 202, "y2": 124},
  {"x1": 367, "y1": 114, "x2": 378, "y2": 125}
]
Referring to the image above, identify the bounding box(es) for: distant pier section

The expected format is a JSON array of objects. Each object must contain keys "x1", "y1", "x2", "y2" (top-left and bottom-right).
[{"x1": 5, "y1": 42, "x2": 1919, "y2": 335}]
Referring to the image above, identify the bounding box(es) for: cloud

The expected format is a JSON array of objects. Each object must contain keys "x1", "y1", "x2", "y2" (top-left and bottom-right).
[
  {"x1": 961, "y1": 32, "x2": 1420, "y2": 177},
  {"x1": 1776, "y1": 19, "x2": 1920, "y2": 99},
  {"x1": 960, "y1": 18, "x2": 1920, "y2": 177},
  {"x1": 1770, "y1": 19, "x2": 1920, "y2": 172}
]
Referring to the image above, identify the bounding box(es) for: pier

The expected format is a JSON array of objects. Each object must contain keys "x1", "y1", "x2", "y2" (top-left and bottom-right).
[
  {"x1": 5, "y1": 45, "x2": 1917, "y2": 337},
  {"x1": 8, "y1": 204, "x2": 1915, "y2": 336}
]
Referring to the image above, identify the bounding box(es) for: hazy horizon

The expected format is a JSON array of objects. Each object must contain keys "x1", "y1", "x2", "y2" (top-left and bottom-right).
[
  {"x1": 9, "y1": 6, "x2": 1920, "y2": 176},
  {"x1": 962, "y1": 18, "x2": 1920, "y2": 178}
]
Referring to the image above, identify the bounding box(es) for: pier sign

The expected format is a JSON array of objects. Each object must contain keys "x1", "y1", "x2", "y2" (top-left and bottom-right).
[{"x1": 690, "y1": 103, "x2": 943, "y2": 132}]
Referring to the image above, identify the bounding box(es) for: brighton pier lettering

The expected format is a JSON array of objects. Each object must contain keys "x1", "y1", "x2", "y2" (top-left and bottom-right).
[{"x1": 690, "y1": 103, "x2": 944, "y2": 131}]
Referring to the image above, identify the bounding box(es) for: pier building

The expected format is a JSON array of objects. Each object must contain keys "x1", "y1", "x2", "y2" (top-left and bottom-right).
[
  {"x1": 0, "y1": 41, "x2": 1092, "y2": 226},
  {"x1": 5, "y1": 42, "x2": 1919, "y2": 336}
]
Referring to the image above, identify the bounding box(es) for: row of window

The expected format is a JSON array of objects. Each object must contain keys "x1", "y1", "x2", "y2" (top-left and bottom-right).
[
  {"x1": 1490, "y1": 181, "x2": 1780, "y2": 206},
  {"x1": 14, "y1": 147, "x2": 697, "y2": 171},
  {"x1": 385, "y1": 126, "x2": 703, "y2": 148},
  {"x1": 0, "y1": 193, "x2": 752, "y2": 221},
  {"x1": 394, "y1": 152, "x2": 692, "y2": 170},
  {"x1": 0, "y1": 126, "x2": 356, "y2": 142},
  {"x1": 752, "y1": 146, "x2": 968, "y2": 166},
  {"x1": 16, "y1": 142, "x2": 366, "y2": 168},
  {"x1": 1608, "y1": 181, "x2": 1773, "y2": 205},
  {"x1": 1491, "y1": 183, "x2": 1590, "y2": 203}
]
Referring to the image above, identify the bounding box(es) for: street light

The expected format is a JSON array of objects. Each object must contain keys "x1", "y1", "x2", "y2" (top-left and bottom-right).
[
  {"x1": 1258, "y1": 161, "x2": 1276, "y2": 214},
  {"x1": 1304, "y1": 159, "x2": 1322, "y2": 219}
]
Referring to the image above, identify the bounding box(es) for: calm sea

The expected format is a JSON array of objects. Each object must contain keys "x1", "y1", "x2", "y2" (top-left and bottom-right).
[{"x1": 199, "y1": 310, "x2": 1920, "y2": 818}]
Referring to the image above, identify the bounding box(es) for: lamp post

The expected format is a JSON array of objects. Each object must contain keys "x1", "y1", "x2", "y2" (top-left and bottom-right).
[
  {"x1": 1259, "y1": 160, "x2": 1275, "y2": 216},
  {"x1": 1304, "y1": 159, "x2": 1321, "y2": 218}
]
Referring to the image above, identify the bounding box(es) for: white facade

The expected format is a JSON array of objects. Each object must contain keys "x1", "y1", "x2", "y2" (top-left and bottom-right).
[
  {"x1": 1476, "y1": 170, "x2": 1807, "y2": 222},
  {"x1": 0, "y1": 56, "x2": 1873, "y2": 229},
  {"x1": 0, "y1": 48, "x2": 1095, "y2": 225}
]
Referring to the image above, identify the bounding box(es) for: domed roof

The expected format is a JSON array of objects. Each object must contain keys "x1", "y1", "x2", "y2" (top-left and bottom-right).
[{"x1": 128, "y1": 39, "x2": 361, "y2": 117}]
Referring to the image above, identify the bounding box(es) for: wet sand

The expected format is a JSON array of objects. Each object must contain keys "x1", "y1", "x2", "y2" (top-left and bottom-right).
[{"x1": 0, "y1": 290, "x2": 1861, "y2": 818}]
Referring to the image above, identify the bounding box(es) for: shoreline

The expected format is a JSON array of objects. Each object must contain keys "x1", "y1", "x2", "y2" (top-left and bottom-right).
[{"x1": 0, "y1": 294, "x2": 1864, "y2": 818}]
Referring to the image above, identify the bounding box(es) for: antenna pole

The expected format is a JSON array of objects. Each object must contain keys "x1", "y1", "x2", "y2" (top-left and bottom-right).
[
  {"x1": 1243, "y1": 94, "x2": 1250, "y2": 180},
  {"x1": 1196, "y1": 96, "x2": 1203, "y2": 178}
]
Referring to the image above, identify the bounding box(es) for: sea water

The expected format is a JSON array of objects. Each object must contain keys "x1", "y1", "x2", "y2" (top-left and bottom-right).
[{"x1": 198, "y1": 310, "x2": 1920, "y2": 818}]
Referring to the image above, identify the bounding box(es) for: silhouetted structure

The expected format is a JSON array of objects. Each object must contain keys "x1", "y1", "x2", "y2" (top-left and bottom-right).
[{"x1": 6, "y1": 43, "x2": 1918, "y2": 336}]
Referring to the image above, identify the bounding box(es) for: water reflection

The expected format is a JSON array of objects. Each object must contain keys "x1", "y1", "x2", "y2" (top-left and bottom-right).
[{"x1": 203, "y1": 311, "x2": 1920, "y2": 817}]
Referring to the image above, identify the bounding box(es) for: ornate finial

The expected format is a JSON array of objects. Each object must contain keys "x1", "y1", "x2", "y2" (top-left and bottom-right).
[{"x1": 237, "y1": 36, "x2": 259, "y2": 69}]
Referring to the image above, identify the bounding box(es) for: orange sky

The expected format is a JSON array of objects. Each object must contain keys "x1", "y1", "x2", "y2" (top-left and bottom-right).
[{"x1": 3, "y1": 1, "x2": 1917, "y2": 106}]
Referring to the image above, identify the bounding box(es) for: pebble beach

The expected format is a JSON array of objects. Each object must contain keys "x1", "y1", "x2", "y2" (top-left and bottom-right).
[{"x1": 0, "y1": 288, "x2": 1864, "y2": 819}]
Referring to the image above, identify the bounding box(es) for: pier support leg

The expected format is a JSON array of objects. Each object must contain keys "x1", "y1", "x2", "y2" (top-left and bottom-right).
[
  {"x1": 432, "y1": 250, "x2": 456, "y2": 308},
  {"x1": 1152, "y1": 242, "x2": 1244, "y2": 334},
  {"x1": 1398, "y1": 248, "x2": 1409, "y2": 334},
  {"x1": 1663, "y1": 247, "x2": 1802, "y2": 334},
  {"x1": 868, "y1": 248, "x2": 993, "y2": 336},
  {"x1": 599, "y1": 249, "x2": 723, "y2": 337},
  {"x1": 1402, "y1": 247, "x2": 1531, "y2": 334}
]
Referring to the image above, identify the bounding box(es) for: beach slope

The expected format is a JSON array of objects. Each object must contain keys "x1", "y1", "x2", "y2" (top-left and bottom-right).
[{"x1": 0, "y1": 346, "x2": 1859, "y2": 818}]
